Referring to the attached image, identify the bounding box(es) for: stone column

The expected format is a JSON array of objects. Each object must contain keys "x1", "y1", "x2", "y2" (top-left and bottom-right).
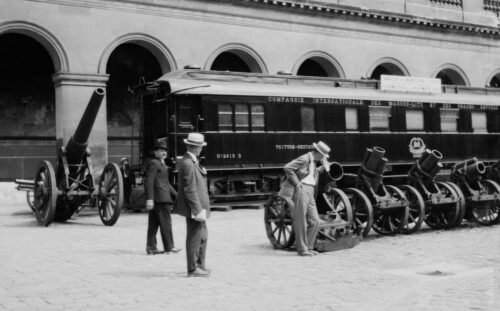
[{"x1": 52, "y1": 72, "x2": 110, "y2": 177}]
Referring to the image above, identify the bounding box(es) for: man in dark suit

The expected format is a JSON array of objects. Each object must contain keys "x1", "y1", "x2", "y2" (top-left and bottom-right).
[
  {"x1": 278, "y1": 141, "x2": 331, "y2": 257},
  {"x1": 174, "y1": 133, "x2": 211, "y2": 277},
  {"x1": 145, "y1": 141, "x2": 181, "y2": 255}
]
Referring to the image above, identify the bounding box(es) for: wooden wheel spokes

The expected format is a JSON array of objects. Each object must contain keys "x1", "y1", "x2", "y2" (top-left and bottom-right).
[
  {"x1": 34, "y1": 161, "x2": 58, "y2": 227},
  {"x1": 470, "y1": 179, "x2": 500, "y2": 226},
  {"x1": 344, "y1": 188, "x2": 373, "y2": 238},
  {"x1": 323, "y1": 188, "x2": 353, "y2": 224},
  {"x1": 399, "y1": 185, "x2": 425, "y2": 234},
  {"x1": 98, "y1": 163, "x2": 123, "y2": 226},
  {"x1": 372, "y1": 185, "x2": 408, "y2": 235},
  {"x1": 264, "y1": 195, "x2": 295, "y2": 249},
  {"x1": 425, "y1": 182, "x2": 462, "y2": 229},
  {"x1": 444, "y1": 182, "x2": 466, "y2": 226}
]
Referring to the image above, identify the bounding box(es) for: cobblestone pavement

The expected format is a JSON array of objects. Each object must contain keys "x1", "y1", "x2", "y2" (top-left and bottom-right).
[{"x1": 1, "y1": 186, "x2": 500, "y2": 311}]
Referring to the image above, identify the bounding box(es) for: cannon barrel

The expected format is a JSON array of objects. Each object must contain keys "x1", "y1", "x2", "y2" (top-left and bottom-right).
[
  {"x1": 323, "y1": 161, "x2": 344, "y2": 181},
  {"x1": 358, "y1": 147, "x2": 386, "y2": 192},
  {"x1": 453, "y1": 157, "x2": 486, "y2": 180},
  {"x1": 65, "y1": 88, "x2": 105, "y2": 165},
  {"x1": 410, "y1": 149, "x2": 444, "y2": 180}
]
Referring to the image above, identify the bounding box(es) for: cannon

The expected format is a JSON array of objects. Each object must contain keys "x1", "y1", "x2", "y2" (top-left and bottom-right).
[
  {"x1": 26, "y1": 88, "x2": 124, "y2": 227},
  {"x1": 264, "y1": 161, "x2": 360, "y2": 252},
  {"x1": 450, "y1": 157, "x2": 500, "y2": 225},
  {"x1": 407, "y1": 149, "x2": 465, "y2": 230},
  {"x1": 352, "y1": 147, "x2": 415, "y2": 236}
]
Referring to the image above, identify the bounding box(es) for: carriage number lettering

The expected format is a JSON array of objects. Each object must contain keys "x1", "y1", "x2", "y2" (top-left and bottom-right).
[
  {"x1": 275, "y1": 144, "x2": 311, "y2": 150},
  {"x1": 216, "y1": 153, "x2": 242, "y2": 159}
]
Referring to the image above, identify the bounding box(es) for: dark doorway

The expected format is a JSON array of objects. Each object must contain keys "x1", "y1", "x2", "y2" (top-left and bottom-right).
[
  {"x1": 106, "y1": 43, "x2": 162, "y2": 138},
  {"x1": 297, "y1": 59, "x2": 328, "y2": 77},
  {"x1": 0, "y1": 33, "x2": 55, "y2": 138},
  {"x1": 436, "y1": 69, "x2": 466, "y2": 86},
  {"x1": 210, "y1": 51, "x2": 251, "y2": 72},
  {"x1": 490, "y1": 75, "x2": 500, "y2": 88},
  {"x1": 370, "y1": 63, "x2": 405, "y2": 80}
]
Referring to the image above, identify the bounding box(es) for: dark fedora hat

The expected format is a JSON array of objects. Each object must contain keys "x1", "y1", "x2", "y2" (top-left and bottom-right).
[{"x1": 153, "y1": 141, "x2": 168, "y2": 151}]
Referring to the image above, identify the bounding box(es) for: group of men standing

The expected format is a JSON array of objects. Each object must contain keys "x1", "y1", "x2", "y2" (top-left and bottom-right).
[
  {"x1": 142, "y1": 130, "x2": 331, "y2": 277},
  {"x1": 144, "y1": 132, "x2": 211, "y2": 278}
]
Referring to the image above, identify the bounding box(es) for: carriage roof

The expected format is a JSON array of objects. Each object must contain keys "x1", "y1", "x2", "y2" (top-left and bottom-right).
[{"x1": 157, "y1": 70, "x2": 500, "y2": 106}]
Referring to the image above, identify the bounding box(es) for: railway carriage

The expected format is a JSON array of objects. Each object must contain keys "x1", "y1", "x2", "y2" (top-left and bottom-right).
[{"x1": 135, "y1": 68, "x2": 500, "y2": 202}]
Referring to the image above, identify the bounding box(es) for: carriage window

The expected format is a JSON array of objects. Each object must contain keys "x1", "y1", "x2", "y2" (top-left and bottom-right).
[
  {"x1": 178, "y1": 102, "x2": 193, "y2": 130},
  {"x1": 251, "y1": 104, "x2": 265, "y2": 131},
  {"x1": 406, "y1": 109, "x2": 424, "y2": 131},
  {"x1": 301, "y1": 106, "x2": 315, "y2": 131},
  {"x1": 369, "y1": 106, "x2": 391, "y2": 131},
  {"x1": 471, "y1": 111, "x2": 487, "y2": 133},
  {"x1": 235, "y1": 104, "x2": 249, "y2": 131},
  {"x1": 218, "y1": 104, "x2": 233, "y2": 131},
  {"x1": 440, "y1": 108, "x2": 459, "y2": 132},
  {"x1": 345, "y1": 107, "x2": 359, "y2": 131}
]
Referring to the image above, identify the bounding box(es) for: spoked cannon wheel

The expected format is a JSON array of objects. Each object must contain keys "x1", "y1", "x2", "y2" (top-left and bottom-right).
[
  {"x1": 426, "y1": 182, "x2": 462, "y2": 229},
  {"x1": 372, "y1": 185, "x2": 409, "y2": 235},
  {"x1": 33, "y1": 161, "x2": 58, "y2": 226},
  {"x1": 469, "y1": 179, "x2": 500, "y2": 226},
  {"x1": 343, "y1": 188, "x2": 373, "y2": 238},
  {"x1": 443, "y1": 182, "x2": 466, "y2": 227},
  {"x1": 264, "y1": 195, "x2": 294, "y2": 249},
  {"x1": 98, "y1": 163, "x2": 124, "y2": 226},
  {"x1": 321, "y1": 188, "x2": 353, "y2": 223},
  {"x1": 399, "y1": 185, "x2": 425, "y2": 234}
]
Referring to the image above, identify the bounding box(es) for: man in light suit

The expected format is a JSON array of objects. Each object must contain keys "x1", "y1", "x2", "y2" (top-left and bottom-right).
[
  {"x1": 174, "y1": 133, "x2": 211, "y2": 277},
  {"x1": 278, "y1": 141, "x2": 331, "y2": 257},
  {"x1": 144, "y1": 141, "x2": 180, "y2": 255}
]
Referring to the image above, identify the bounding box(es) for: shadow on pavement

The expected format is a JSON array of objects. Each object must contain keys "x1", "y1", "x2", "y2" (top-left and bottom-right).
[{"x1": 103, "y1": 270, "x2": 187, "y2": 278}]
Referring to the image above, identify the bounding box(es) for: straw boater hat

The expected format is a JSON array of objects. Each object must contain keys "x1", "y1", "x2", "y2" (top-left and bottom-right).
[
  {"x1": 184, "y1": 133, "x2": 207, "y2": 147},
  {"x1": 120, "y1": 157, "x2": 128, "y2": 164},
  {"x1": 313, "y1": 141, "x2": 330, "y2": 158}
]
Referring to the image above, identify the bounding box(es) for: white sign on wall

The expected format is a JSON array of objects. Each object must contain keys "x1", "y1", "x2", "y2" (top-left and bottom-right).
[{"x1": 380, "y1": 75, "x2": 442, "y2": 93}]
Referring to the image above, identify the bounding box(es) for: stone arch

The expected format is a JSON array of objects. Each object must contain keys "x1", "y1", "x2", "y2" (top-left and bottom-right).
[
  {"x1": 486, "y1": 69, "x2": 500, "y2": 87},
  {"x1": 293, "y1": 51, "x2": 345, "y2": 78},
  {"x1": 98, "y1": 33, "x2": 177, "y2": 74},
  {"x1": 205, "y1": 43, "x2": 268, "y2": 73},
  {"x1": 0, "y1": 20, "x2": 69, "y2": 72},
  {"x1": 432, "y1": 64, "x2": 470, "y2": 86},
  {"x1": 367, "y1": 57, "x2": 410, "y2": 79}
]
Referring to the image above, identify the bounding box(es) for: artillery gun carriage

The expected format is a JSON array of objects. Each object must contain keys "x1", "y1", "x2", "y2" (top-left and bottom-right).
[
  {"x1": 450, "y1": 157, "x2": 500, "y2": 225},
  {"x1": 353, "y1": 147, "x2": 418, "y2": 236},
  {"x1": 264, "y1": 162, "x2": 360, "y2": 252},
  {"x1": 17, "y1": 88, "x2": 124, "y2": 227},
  {"x1": 406, "y1": 149, "x2": 465, "y2": 229}
]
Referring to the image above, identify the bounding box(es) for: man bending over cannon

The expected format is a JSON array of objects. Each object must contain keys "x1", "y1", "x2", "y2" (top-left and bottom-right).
[{"x1": 278, "y1": 141, "x2": 331, "y2": 257}]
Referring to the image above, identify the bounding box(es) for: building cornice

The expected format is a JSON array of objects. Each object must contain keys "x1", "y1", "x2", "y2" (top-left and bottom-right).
[{"x1": 209, "y1": 0, "x2": 500, "y2": 38}]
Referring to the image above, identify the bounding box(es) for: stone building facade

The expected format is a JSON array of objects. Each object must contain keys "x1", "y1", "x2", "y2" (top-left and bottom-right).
[{"x1": 1, "y1": 0, "x2": 500, "y2": 179}]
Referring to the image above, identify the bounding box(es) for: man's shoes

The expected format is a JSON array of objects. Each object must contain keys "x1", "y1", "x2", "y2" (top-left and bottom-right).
[
  {"x1": 165, "y1": 247, "x2": 182, "y2": 254},
  {"x1": 187, "y1": 268, "x2": 210, "y2": 278},
  {"x1": 309, "y1": 249, "x2": 319, "y2": 256},
  {"x1": 298, "y1": 250, "x2": 314, "y2": 257},
  {"x1": 197, "y1": 266, "x2": 211, "y2": 273},
  {"x1": 146, "y1": 249, "x2": 164, "y2": 255}
]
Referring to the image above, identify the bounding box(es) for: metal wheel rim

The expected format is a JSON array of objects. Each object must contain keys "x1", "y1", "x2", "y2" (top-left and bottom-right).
[
  {"x1": 264, "y1": 195, "x2": 294, "y2": 249},
  {"x1": 372, "y1": 185, "x2": 408, "y2": 235},
  {"x1": 400, "y1": 185, "x2": 425, "y2": 234},
  {"x1": 98, "y1": 163, "x2": 123, "y2": 226},
  {"x1": 34, "y1": 160, "x2": 58, "y2": 226},
  {"x1": 444, "y1": 181, "x2": 466, "y2": 227},
  {"x1": 27, "y1": 190, "x2": 35, "y2": 212},
  {"x1": 345, "y1": 187, "x2": 373, "y2": 238}
]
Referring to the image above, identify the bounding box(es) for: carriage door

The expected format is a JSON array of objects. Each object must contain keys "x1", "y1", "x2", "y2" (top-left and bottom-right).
[{"x1": 172, "y1": 95, "x2": 203, "y2": 133}]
